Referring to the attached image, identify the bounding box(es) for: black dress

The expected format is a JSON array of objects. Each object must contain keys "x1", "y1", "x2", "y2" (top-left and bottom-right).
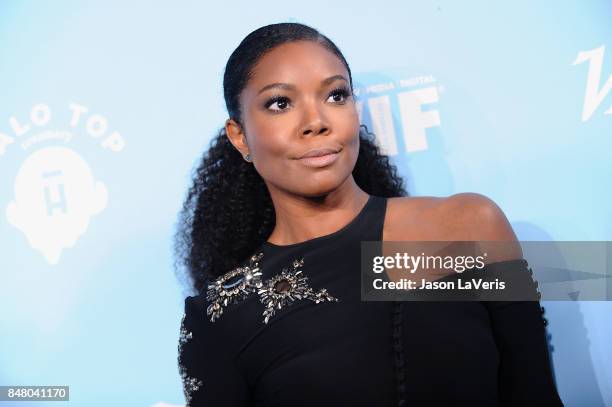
[{"x1": 178, "y1": 195, "x2": 564, "y2": 406}]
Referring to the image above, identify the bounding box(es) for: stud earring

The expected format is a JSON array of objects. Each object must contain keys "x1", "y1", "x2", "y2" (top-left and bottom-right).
[{"x1": 244, "y1": 153, "x2": 251, "y2": 162}]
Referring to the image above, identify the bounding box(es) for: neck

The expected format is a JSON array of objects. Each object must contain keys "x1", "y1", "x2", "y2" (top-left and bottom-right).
[{"x1": 266, "y1": 177, "x2": 369, "y2": 246}]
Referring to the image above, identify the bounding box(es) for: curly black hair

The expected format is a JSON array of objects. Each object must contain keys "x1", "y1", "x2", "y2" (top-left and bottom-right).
[{"x1": 174, "y1": 22, "x2": 408, "y2": 295}]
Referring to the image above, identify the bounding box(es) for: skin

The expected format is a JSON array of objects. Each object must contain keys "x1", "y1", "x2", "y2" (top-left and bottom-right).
[{"x1": 225, "y1": 40, "x2": 521, "y2": 264}]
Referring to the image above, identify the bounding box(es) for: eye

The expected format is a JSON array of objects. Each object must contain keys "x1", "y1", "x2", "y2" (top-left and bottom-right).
[
  {"x1": 263, "y1": 86, "x2": 352, "y2": 113},
  {"x1": 327, "y1": 87, "x2": 352, "y2": 103},
  {"x1": 264, "y1": 96, "x2": 291, "y2": 112}
]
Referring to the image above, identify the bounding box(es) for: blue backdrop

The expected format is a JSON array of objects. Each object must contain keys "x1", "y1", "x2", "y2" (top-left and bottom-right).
[{"x1": 1, "y1": 1, "x2": 610, "y2": 406}]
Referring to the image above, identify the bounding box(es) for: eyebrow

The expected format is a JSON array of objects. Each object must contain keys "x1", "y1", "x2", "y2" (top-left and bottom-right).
[{"x1": 256, "y1": 75, "x2": 348, "y2": 95}]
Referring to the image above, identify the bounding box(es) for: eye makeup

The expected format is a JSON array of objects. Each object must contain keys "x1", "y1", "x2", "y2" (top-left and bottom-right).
[{"x1": 263, "y1": 85, "x2": 353, "y2": 113}]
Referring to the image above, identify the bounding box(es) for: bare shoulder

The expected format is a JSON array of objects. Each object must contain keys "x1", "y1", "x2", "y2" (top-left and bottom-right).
[{"x1": 385, "y1": 193, "x2": 522, "y2": 263}]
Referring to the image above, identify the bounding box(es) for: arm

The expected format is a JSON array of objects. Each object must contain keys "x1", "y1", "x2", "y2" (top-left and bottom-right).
[
  {"x1": 484, "y1": 297, "x2": 563, "y2": 406},
  {"x1": 455, "y1": 193, "x2": 563, "y2": 405},
  {"x1": 178, "y1": 296, "x2": 251, "y2": 406}
]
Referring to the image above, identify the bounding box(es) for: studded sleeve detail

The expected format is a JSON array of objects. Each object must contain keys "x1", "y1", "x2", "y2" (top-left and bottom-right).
[
  {"x1": 483, "y1": 261, "x2": 564, "y2": 406},
  {"x1": 177, "y1": 313, "x2": 203, "y2": 406},
  {"x1": 392, "y1": 301, "x2": 407, "y2": 406},
  {"x1": 177, "y1": 296, "x2": 251, "y2": 406}
]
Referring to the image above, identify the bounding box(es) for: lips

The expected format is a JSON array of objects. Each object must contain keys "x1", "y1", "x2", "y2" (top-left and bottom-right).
[
  {"x1": 297, "y1": 147, "x2": 341, "y2": 159},
  {"x1": 295, "y1": 148, "x2": 341, "y2": 168}
]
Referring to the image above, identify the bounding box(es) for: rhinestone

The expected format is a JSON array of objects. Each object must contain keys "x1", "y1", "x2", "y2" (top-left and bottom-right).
[{"x1": 273, "y1": 279, "x2": 291, "y2": 293}]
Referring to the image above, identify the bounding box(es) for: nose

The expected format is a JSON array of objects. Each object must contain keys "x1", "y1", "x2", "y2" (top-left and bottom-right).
[{"x1": 301, "y1": 100, "x2": 330, "y2": 137}]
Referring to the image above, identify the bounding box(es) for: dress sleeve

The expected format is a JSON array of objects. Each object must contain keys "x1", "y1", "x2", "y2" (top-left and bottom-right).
[
  {"x1": 483, "y1": 261, "x2": 564, "y2": 406},
  {"x1": 178, "y1": 296, "x2": 251, "y2": 406}
]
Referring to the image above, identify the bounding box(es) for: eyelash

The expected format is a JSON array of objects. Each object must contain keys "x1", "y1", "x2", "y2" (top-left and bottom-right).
[{"x1": 264, "y1": 86, "x2": 352, "y2": 112}]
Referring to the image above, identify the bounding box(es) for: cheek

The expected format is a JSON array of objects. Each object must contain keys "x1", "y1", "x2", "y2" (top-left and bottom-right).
[
  {"x1": 336, "y1": 107, "x2": 361, "y2": 142},
  {"x1": 252, "y1": 133, "x2": 291, "y2": 162},
  {"x1": 248, "y1": 131, "x2": 295, "y2": 179},
  {"x1": 341, "y1": 116, "x2": 361, "y2": 156},
  {"x1": 345, "y1": 133, "x2": 361, "y2": 168},
  {"x1": 244, "y1": 115, "x2": 290, "y2": 159}
]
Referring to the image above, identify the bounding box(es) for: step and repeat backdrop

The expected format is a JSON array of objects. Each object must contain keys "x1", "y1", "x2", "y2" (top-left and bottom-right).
[{"x1": 1, "y1": 1, "x2": 610, "y2": 406}]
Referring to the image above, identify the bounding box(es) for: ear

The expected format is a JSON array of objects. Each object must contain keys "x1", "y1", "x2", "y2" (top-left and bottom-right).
[{"x1": 225, "y1": 118, "x2": 249, "y2": 156}]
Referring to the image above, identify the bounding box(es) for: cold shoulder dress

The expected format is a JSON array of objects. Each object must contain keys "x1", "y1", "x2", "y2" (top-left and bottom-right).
[{"x1": 177, "y1": 194, "x2": 564, "y2": 406}]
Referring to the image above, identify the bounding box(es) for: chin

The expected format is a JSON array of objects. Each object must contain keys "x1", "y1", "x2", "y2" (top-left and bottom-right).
[{"x1": 295, "y1": 174, "x2": 350, "y2": 198}]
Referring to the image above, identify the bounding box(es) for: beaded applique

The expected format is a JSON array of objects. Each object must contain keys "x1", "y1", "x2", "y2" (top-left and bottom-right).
[
  {"x1": 178, "y1": 314, "x2": 192, "y2": 354},
  {"x1": 258, "y1": 256, "x2": 338, "y2": 324},
  {"x1": 206, "y1": 252, "x2": 264, "y2": 322},
  {"x1": 177, "y1": 314, "x2": 203, "y2": 406},
  {"x1": 206, "y1": 252, "x2": 338, "y2": 324}
]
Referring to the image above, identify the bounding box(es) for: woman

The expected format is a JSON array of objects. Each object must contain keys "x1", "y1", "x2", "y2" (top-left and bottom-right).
[{"x1": 174, "y1": 22, "x2": 563, "y2": 406}]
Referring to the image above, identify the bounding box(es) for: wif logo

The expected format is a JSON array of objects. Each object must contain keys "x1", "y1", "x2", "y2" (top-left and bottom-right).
[
  {"x1": 354, "y1": 74, "x2": 442, "y2": 155},
  {"x1": 573, "y1": 45, "x2": 612, "y2": 121},
  {"x1": 0, "y1": 103, "x2": 125, "y2": 265}
]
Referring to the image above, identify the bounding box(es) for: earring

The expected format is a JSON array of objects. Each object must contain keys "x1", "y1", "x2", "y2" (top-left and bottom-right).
[{"x1": 244, "y1": 153, "x2": 251, "y2": 162}]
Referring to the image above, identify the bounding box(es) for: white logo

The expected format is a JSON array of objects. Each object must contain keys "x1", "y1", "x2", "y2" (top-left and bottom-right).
[
  {"x1": 573, "y1": 45, "x2": 612, "y2": 121},
  {"x1": 1, "y1": 103, "x2": 125, "y2": 265},
  {"x1": 355, "y1": 75, "x2": 441, "y2": 155}
]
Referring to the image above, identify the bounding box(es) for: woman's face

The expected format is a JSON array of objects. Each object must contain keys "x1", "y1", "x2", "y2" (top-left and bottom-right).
[{"x1": 226, "y1": 40, "x2": 361, "y2": 198}]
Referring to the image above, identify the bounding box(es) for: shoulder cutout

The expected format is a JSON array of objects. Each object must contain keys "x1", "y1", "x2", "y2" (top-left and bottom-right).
[
  {"x1": 441, "y1": 193, "x2": 523, "y2": 264},
  {"x1": 385, "y1": 193, "x2": 522, "y2": 264}
]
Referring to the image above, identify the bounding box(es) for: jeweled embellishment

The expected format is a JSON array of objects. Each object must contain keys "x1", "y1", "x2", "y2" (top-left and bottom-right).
[
  {"x1": 179, "y1": 367, "x2": 203, "y2": 406},
  {"x1": 177, "y1": 314, "x2": 203, "y2": 406},
  {"x1": 258, "y1": 256, "x2": 339, "y2": 324},
  {"x1": 178, "y1": 314, "x2": 192, "y2": 355},
  {"x1": 206, "y1": 252, "x2": 264, "y2": 322}
]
